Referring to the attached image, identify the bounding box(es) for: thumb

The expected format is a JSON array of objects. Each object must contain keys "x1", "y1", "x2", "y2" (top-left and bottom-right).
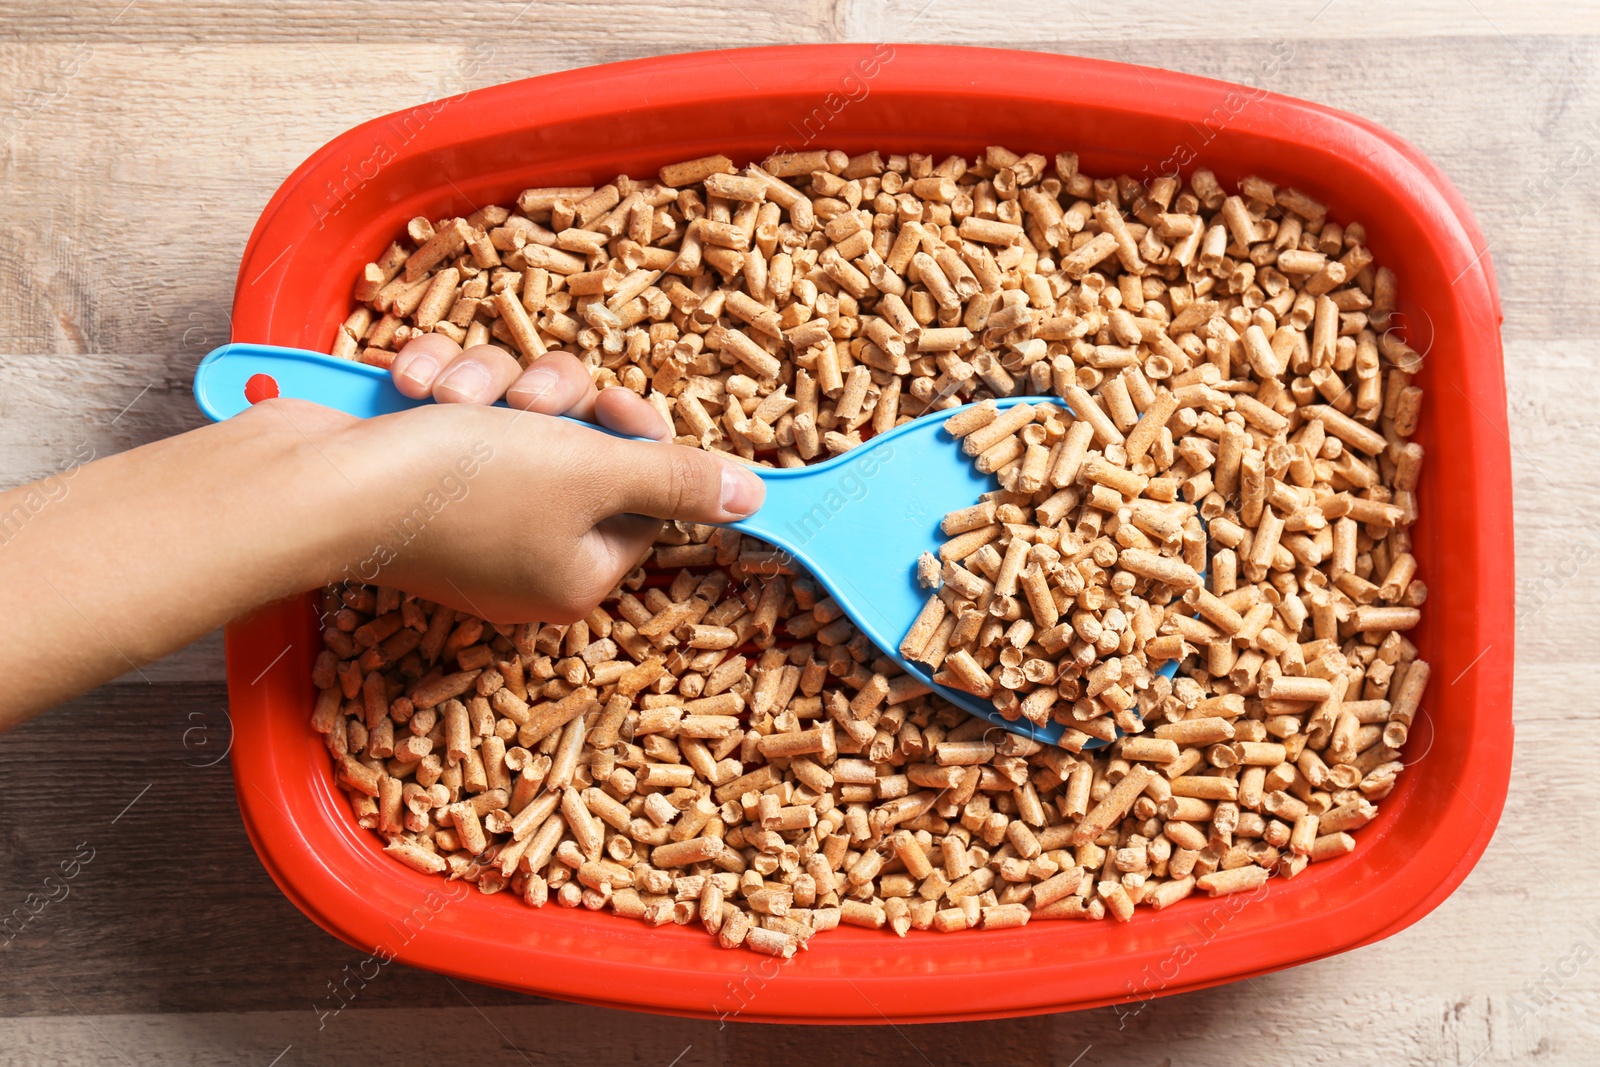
[{"x1": 600, "y1": 438, "x2": 766, "y2": 524}]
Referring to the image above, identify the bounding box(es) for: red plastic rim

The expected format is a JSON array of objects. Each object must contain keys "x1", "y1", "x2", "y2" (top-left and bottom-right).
[{"x1": 222, "y1": 45, "x2": 1513, "y2": 1023}]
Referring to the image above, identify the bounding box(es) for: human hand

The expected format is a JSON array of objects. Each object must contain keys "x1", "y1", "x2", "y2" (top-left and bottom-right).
[{"x1": 310, "y1": 335, "x2": 763, "y2": 624}]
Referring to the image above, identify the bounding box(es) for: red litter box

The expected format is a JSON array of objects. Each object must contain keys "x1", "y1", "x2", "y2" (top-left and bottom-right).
[{"x1": 222, "y1": 45, "x2": 1513, "y2": 1022}]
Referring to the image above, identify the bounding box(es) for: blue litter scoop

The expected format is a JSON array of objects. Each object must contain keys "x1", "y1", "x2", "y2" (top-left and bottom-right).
[{"x1": 195, "y1": 343, "x2": 1186, "y2": 746}]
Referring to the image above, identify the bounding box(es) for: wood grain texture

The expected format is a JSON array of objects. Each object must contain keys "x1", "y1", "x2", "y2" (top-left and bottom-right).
[
  {"x1": 0, "y1": 0, "x2": 1594, "y2": 1060},
  {"x1": 0, "y1": 684, "x2": 537, "y2": 1017},
  {"x1": 0, "y1": 0, "x2": 846, "y2": 44},
  {"x1": 5, "y1": 0, "x2": 1598, "y2": 41}
]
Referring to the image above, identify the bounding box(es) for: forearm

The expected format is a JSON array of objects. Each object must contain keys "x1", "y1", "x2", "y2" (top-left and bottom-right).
[
  {"x1": 0, "y1": 382, "x2": 760, "y2": 729},
  {"x1": 0, "y1": 401, "x2": 370, "y2": 727}
]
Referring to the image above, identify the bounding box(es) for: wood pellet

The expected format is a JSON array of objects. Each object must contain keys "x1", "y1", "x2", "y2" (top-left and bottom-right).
[{"x1": 319, "y1": 145, "x2": 1428, "y2": 953}]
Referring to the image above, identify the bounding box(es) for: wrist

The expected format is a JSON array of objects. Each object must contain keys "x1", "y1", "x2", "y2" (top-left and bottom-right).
[
  {"x1": 304, "y1": 403, "x2": 501, "y2": 594},
  {"x1": 231, "y1": 399, "x2": 385, "y2": 595}
]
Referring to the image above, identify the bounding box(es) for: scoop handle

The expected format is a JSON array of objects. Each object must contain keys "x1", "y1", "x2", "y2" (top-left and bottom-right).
[{"x1": 193, "y1": 342, "x2": 671, "y2": 437}]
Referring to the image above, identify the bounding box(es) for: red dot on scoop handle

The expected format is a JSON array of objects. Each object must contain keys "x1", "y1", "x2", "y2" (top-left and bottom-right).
[{"x1": 244, "y1": 373, "x2": 280, "y2": 405}]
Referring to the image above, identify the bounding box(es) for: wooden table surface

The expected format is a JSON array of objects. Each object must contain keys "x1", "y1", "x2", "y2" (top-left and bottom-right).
[{"x1": 2, "y1": 2, "x2": 1596, "y2": 1063}]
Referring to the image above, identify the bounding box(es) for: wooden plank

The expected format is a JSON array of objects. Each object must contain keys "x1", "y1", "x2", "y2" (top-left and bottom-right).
[
  {"x1": 866, "y1": 0, "x2": 1600, "y2": 39},
  {"x1": 0, "y1": 980, "x2": 1595, "y2": 1065},
  {"x1": 1506, "y1": 342, "x2": 1600, "y2": 662},
  {"x1": 0, "y1": 682, "x2": 534, "y2": 1016},
  {"x1": 0, "y1": 0, "x2": 840, "y2": 43},
  {"x1": 5, "y1": 0, "x2": 1596, "y2": 41}
]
